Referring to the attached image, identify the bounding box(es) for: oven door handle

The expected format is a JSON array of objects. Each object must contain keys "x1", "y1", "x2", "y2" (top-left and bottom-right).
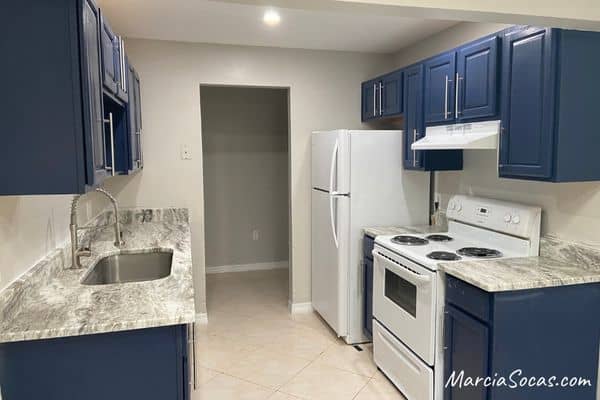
[{"x1": 373, "y1": 252, "x2": 431, "y2": 286}]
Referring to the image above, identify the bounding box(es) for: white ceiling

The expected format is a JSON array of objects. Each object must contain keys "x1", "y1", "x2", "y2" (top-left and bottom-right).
[{"x1": 96, "y1": 0, "x2": 459, "y2": 54}]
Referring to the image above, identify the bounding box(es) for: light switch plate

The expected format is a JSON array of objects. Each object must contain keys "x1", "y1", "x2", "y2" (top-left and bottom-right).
[{"x1": 181, "y1": 144, "x2": 192, "y2": 160}]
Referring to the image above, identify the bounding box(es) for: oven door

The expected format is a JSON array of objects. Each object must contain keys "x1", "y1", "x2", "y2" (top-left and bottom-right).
[{"x1": 373, "y1": 245, "x2": 436, "y2": 365}]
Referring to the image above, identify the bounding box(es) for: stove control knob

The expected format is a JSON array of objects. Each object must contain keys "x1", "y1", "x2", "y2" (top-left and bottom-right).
[
  {"x1": 456, "y1": 203, "x2": 462, "y2": 212},
  {"x1": 504, "y1": 214, "x2": 512, "y2": 222},
  {"x1": 449, "y1": 202, "x2": 456, "y2": 211},
  {"x1": 512, "y1": 215, "x2": 521, "y2": 224}
]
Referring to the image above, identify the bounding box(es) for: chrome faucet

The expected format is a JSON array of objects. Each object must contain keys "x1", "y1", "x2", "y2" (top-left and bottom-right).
[{"x1": 70, "y1": 188, "x2": 125, "y2": 269}]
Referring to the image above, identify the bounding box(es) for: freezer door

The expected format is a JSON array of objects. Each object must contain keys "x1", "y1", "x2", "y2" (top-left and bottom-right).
[
  {"x1": 311, "y1": 130, "x2": 350, "y2": 193},
  {"x1": 311, "y1": 189, "x2": 349, "y2": 336}
]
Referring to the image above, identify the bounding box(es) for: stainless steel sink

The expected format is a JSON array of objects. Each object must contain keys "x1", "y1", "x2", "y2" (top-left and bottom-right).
[{"x1": 81, "y1": 250, "x2": 173, "y2": 285}]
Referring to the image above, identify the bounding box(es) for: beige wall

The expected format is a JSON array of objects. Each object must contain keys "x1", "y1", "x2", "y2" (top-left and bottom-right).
[
  {"x1": 393, "y1": 21, "x2": 510, "y2": 68},
  {"x1": 201, "y1": 86, "x2": 289, "y2": 268},
  {"x1": 112, "y1": 39, "x2": 391, "y2": 311},
  {"x1": 0, "y1": 192, "x2": 110, "y2": 292},
  {"x1": 395, "y1": 21, "x2": 600, "y2": 247}
]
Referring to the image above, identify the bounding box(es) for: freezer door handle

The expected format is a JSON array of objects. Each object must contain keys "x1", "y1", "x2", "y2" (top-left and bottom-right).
[
  {"x1": 329, "y1": 195, "x2": 339, "y2": 249},
  {"x1": 328, "y1": 139, "x2": 339, "y2": 194}
]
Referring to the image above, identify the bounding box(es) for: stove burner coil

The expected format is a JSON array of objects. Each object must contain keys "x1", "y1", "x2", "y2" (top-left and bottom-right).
[
  {"x1": 390, "y1": 235, "x2": 429, "y2": 246},
  {"x1": 457, "y1": 247, "x2": 503, "y2": 258}
]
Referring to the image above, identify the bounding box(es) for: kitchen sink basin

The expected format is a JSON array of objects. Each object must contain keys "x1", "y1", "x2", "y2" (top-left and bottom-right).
[{"x1": 81, "y1": 250, "x2": 173, "y2": 285}]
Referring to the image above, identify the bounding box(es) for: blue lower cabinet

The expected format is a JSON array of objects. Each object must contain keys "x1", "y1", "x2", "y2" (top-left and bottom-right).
[
  {"x1": 444, "y1": 276, "x2": 600, "y2": 400},
  {"x1": 0, "y1": 325, "x2": 191, "y2": 400},
  {"x1": 363, "y1": 235, "x2": 375, "y2": 339},
  {"x1": 500, "y1": 27, "x2": 600, "y2": 182}
]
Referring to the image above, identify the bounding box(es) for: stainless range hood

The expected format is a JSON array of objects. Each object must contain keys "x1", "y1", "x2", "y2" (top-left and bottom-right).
[{"x1": 411, "y1": 120, "x2": 500, "y2": 150}]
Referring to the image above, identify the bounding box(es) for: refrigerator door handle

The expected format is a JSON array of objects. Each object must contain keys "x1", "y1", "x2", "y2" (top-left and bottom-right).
[
  {"x1": 329, "y1": 139, "x2": 339, "y2": 194},
  {"x1": 329, "y1": 194, "x2": 339, "y2": 249}
]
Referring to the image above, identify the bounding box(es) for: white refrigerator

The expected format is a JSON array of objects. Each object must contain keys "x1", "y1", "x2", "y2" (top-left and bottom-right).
[{"x1": 311, "y1": 130, "x2": 429, "y2": 344}]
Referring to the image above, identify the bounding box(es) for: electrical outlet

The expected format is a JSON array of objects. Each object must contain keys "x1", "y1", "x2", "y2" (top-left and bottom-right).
[
  {"x1": 181, "y1": 144, "x2": 192, "y2": 160},
  {"x1": 252, "y1": 229, "x2": 260, "y2": 241}
]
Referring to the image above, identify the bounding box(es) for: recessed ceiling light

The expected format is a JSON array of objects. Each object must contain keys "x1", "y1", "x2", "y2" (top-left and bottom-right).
[{"x1": 263, "y1": 9, "x2": 281, "y2": 26}]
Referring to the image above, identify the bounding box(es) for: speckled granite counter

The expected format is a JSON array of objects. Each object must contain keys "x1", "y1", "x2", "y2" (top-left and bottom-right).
[
  {"x1": 0, "y1": 208, "x2": 195, "y2": 344},
  {"x1": 363, "y1": 224, "x2": 447, "y2": 237},
  {"x1": 439, "y1": 236, "x2": 600, "y2": 292}
]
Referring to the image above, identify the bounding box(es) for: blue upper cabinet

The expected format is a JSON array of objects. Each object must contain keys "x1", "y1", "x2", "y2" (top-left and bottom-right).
[
  {"x1": 100, "y1": 12, "x2": 128, "y2": 103},
  {"x1": 403, "y1": 64, "x2": 425, "y2": 169},
  {"x1": 499, "y1": 27, "x2": 600, "y2": 182},
  {"x1": 424, "y1": 52, "x2": 456, "y2": 124},
  {"x1": 361, "y1": 71, "x2": 403, "y2": 121},
  {"x1": 0, "y1": 0, "x2": 141, "y2": 195},
  {"x1": 381, "y1": 70, "x2": 403, "y2": 117},
  {"x1": 457, "y1": 35, "x2": 499, "y2": 121},
  {"x1": 100, "y1": 14, "x2": 119, "y2": 95},
  {"x1": 126, "y1": 59, "x2": 144, "y2": 173},
  {"x1": 361, "y1": 79, "x2": 378, "y2": 121}
]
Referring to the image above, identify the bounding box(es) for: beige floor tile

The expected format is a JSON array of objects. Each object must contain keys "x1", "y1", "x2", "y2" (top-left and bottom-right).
[
  {"x1": 267, "y1": 391, "x2": 304, "y2": 400},
  {"x1": 195, "y1": 366, "x2": 220, "y2": 385},
  {"x1": 262, "y1": 330, "x2": 335, "y2": 361},
  {"x1": 354, "y1": 377, "x2": 407, "y2": 400},
  {"x1": 314, "y1": 342, "x2": 378, "y2": 377},
  {"x1": 222, "y1": 349, "x2": 312, "y2": 389},
  {"x1": 194, "y1": 374, "x2": 274, "y2": 400},
  {"x1": 196, "y1": 334, "x2": 258, "y2": 371},
  {"x1": 280, "y1": 362, "x2": 369, "y2": 400}
]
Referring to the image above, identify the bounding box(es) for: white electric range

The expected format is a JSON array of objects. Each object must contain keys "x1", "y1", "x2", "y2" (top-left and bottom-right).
[{"x1": 372, "y1": 195, "x2": 542, "y2": 400}]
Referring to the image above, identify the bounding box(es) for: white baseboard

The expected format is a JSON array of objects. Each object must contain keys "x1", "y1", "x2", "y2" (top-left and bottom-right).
[
  {"x1": 195, "y1": 313, "x2": 208, "y2": 324},
  {"x1": 206, "y1": 261, "x2": 288, "y2": 274},
  {"x1": 288, "y1": 301, "x2": 313, "y2": 314}
]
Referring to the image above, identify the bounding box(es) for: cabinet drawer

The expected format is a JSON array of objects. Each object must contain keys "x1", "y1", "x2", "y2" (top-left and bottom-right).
[
  {"x1": 445, "y1": 275, "x2": 491, "y2": 322},
  {"x1": 363, "y1": 235, "x2": 375, "y2": 260}
]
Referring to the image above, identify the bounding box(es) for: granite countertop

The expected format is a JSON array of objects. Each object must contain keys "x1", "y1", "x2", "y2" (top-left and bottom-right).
[
  {"x1": 363, "y1": 224, "x2": 447, "y2": 237},
  {"x1": 0, "y1": 208, "x2": 195, "y2": 344},
  {"x1": 439, "y1": 236, "x2": 600, "y2": 292}
]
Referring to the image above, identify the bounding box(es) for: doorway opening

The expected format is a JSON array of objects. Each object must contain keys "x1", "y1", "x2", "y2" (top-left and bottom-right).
[{"x1": 200, "y1": 85, "x2": 291, "y2": 316}]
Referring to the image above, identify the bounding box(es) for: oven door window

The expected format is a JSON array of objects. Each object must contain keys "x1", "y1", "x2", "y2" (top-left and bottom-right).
[{"x1": 384, "y1": 269, "x2": 417, "y2": 317}]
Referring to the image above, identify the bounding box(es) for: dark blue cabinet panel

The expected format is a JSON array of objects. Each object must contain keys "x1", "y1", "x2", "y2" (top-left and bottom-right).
[
  {"x1": 443, "y1": 304, "x2": 490, "y2": 400},
  {"x1": 100, "y1": 13, "x2": 119, "y2": 95},
  {"x1": 424, "y1": 52, "x2": 456, "y2": 124},
  {"x1": 403, "y1": 64, "x2": 425, "y2": 169},
  {"x1": 361, "y1": 79, "x2": 378, "y2": 121},
  {"x1": 381, "y1": 70, "x2": 403, "y2": 117},
  {"x1": 0, "y1": 0, "x2": 112, "y2": 194},
  {"x1": 457, "y1": 36, "x2": 499, "y2": 121},
  {"x1": 363, "y1": 257, "x2": 373, "y2": 339},
  {"x1": 500, "y1": 27, "x2": 600, "y2": 182},
  {"x1": 126, "y1": 59, "x2": 143, "y2": 173},
  {"x1": 445, "y1": 277, "x2": 600, "y2": 400},
  {"x1": 499, "y1": 27, "x2": 555, "y2": 179},
  {"x1": 82, "y1": 0, "x2": 110, "y2": 187},
  {"x1": 0, "y1": 325, "x2": 190, "y2": 400}
]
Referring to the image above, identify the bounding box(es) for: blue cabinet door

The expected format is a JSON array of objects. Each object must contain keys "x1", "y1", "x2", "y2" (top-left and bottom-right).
[
  {"x1": 363, "y1": 257, "x2": 373, "y2": 339},
  {"x1": 403, "y1": 64, "x2": 425, "y2": 169},
  {"x1": 81, "y1": 0, "x2": 109, "y2": 187},
  {"x1": 457, "y1": 36, "x2": 499, "y2": 121},
  {"x1": 381, "y1": 70, "x2": 403, "y2": 117},
  {"x1": 126, "y1": 60, "x2": 143, "y2": 172},
  {"x1": 361, "y1": 79, "x2": 378, "y2": 121},
  {"x1": 499, "y1": 27, "x2": 556, "y2": 179},
  {"x1": 424, "y1": 52, "x2": 456, "y2": 125},
  {"x1": 444, "y1": 304, "x2": 490, "y2": 400},
  {"x1": 100, "y1": 13, "x2": 119, "y2": 95}
]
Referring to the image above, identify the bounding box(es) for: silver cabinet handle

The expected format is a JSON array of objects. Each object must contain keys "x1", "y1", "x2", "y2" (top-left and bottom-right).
[
  {"x1": 497, "y1": 125, "x2": 504, "y2": 168},
  {"x1": 455, "y1": 73, "x2": 462, "y2": 118},
  {"x1": 120, "y1": 38, "x2": 126, "y2": 92},
  {"x1": 413, "y1": 129, "x2": 417, "y2": 167},
  {"x1": 379, "y1": 82, "x2": 383, "y2": 115},
  {"x1": 444, "y1": 75, "x2": 449, "y2": 119},
  {"x1": 373, "y1": 83, "x2": 377, "y2": 117},
  {"x1": 135, "y1": 130, "x2": 143, "y2": 168},
  {"x1": 103, "y1": 113, "x2": 115, "y2": 176}
]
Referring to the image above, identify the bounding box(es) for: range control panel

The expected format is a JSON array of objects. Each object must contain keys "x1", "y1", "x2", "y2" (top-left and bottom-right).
[{"x1": 446, "y1": 195, "x2": 541, "y2": 239}]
